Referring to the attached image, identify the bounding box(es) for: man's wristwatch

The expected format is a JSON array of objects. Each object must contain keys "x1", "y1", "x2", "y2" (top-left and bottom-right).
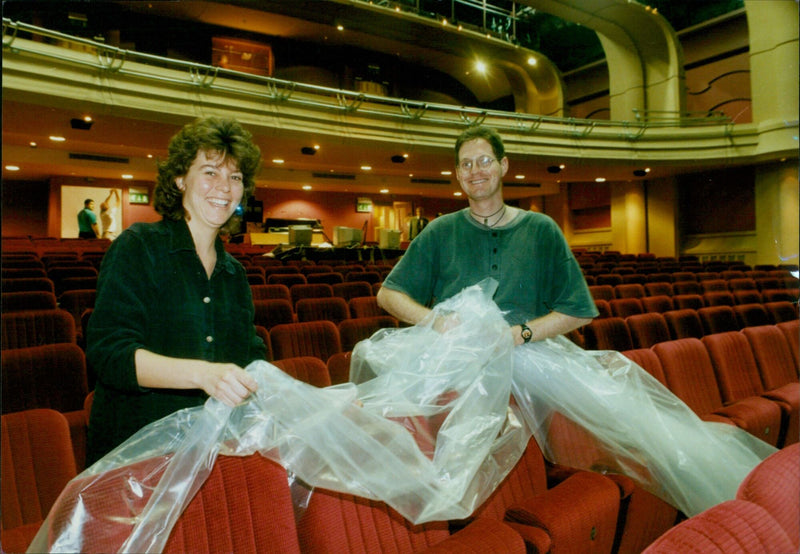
[{"x1": 520, "y1": 323, "x2": 533, "y2": 343}]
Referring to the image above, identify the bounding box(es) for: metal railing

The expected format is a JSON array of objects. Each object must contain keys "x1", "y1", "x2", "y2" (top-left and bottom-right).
[{"x1": 2, "y1": 17, "x2": 733, "y2": 140}]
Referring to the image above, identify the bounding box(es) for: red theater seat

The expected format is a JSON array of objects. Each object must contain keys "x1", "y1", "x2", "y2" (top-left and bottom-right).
[
  {"x1": 269, "y1": 320, "x2": 342, "y2": 362},
  {"x1": 1, "y1": 409, "x2": 77, "y2": 554},
  {"x1": 653, "y1": 338, "x2": 781, "y2": 441},
  {"x1": 642, "y1": 500, "x2": 794, "y2": 554},
  {"x1": 273, "y1": 356, "x2": 332, "y2": 387}
]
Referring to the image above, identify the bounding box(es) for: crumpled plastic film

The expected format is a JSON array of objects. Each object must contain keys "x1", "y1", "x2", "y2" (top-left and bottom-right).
[
  {"x1": 29, "y1": 278, "x2": 777, "y2": 552},
  {"x1": 29, "y1": 279, "x2": 530, "y2": 553},
  {"x1": 510, "y1": 336, "x2": 778, "y2": 517}
]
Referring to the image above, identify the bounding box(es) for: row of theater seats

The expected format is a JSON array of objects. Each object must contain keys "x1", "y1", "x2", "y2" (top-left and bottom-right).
[
  {"x1": 1, "y1": 288, "x2": 393, "y2": 356},
  {"x1": 3, "y1": 385, "x2": 797, "y2": 552},
  {"x1": 620, "y1": 324, "x2": 799, "y2": 448},
  {"x1": 590, "y1": 278, "x2": 798, "y2": 302},
  {"x1": 580, "y1": 304, "x2": 798, "y2": 351}
]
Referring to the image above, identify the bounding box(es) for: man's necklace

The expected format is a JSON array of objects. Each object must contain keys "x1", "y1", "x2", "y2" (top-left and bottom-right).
[{"x1": 470, "y1": 204, "x2": 506, "y2": 227}]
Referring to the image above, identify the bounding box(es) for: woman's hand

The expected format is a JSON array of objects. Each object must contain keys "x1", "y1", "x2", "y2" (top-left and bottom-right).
[{"x1": 200, "y1": 362, "x2": 258, "y2": 407}]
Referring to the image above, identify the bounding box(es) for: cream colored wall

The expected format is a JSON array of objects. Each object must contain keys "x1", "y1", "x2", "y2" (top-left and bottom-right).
[
  {"x1": 610, "y1": 181, "x2": 647, "y2": 254},
  {"x1": 755, "y1": 161, "x2": 799, "y2": 267},
  {"x1": 745, "y1": 0, "x2": 800, "y2": 124}
]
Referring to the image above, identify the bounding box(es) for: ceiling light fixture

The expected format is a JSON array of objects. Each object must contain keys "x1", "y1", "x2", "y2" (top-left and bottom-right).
[
  {"x1": 272, "y1": 159, "x2": 285, "y2": 164},
  {"x1": 527, "y1": 57, "x2": 537, "y2": 66},
  {"x1": 301, "y1": 146, "x2": 316, "y2": 155},
  {"x1": 70, "y1": 117, "x2": 93, "y2": 130},
  {"x1": 515, "y1": 174, "x2": 525, "y2": 179},
  {"x1": 595, "y1": 177, "x2": 606, "y2": 182},
  {"x1": 475, "y1": 60, "x2": 487, "y2": 74},
  {"x1": 302, "y1": 185, "x2": 312, "y2": 190},
  {"x1": 49, "y1": 136, "x2": 66, "y2": 142},
  {"x1": 122, "y1": 174, "x2": 133, "y2": 179},
  {"x1": 5, "y1": 165, "x2": 20, "y2": 171},
  {"x1": 391, "y1": 155, "x2": 406, "y2": 163},
  {"x1": 441, "y1": 170, "x2": 452, "y2": 176},
  {"x1": 380, "y1": 188, "x2": 389, "y2": 193},
  {"x1": 546, "y1": 165, "x2": 561, "y2": 174},
  {"x1": 453, "y1": 191, "x2": 462, "y2": 196},
  {"x1": 29, "y1": 142, "x2": 37, "y2": 148},
  {"x1": 633, "y1": 168, "x2": 651, "y2": 177},
  {"x1": 361, "y1": 165, "x2": 372, "y2": 171}
]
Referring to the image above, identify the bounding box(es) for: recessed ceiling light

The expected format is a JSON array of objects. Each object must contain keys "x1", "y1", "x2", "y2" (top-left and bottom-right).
[
  {"x1": 441, "y1": 170, "x2": 452, "y2": 176},
  {"x1": 49, "y1": 136, "x2": 66, "y2": 142},
  {"x1": 527, "y1": 57, "x2": 537, "y2": 66},
  {"x1": 453, "y1": 191, "x2": 462, "y2": 196},
  {"x1": 337, "y1": 24, "x2": 344, "y2": 31},
  {"x1": 595, "y1": 177, "x2": 606, "y2": 182},
  {"x1": 122, "y1": 174, "x2": 133, "y2": 179},
  {"x1": 272, "y1": 159, "x2": 284, "y2": 164},
  {"x1": 147, "y1": 154, "x2": 153, "y2": 158},
  {"x1": 314, "y1": 145, "x2": 320, "y2": 150},
  {"x1": 70, "y1": 118, "x2": 93, "y2": 130},
  {"x1": 475, "y1": 60, "x2": 487, "y2": 74},
  {"x1": 515, "y1": 174, "x2": 525, "y2": 179},
  {"x1": 380, "y1": 188, "x2": 389, "y2": 193},
  {"x1": 29, "y1": 142, "x2": 37, "y2": 148},
  {"x1": 302, "y1": 185, "x2": 312, "y2": 190},
  {"x1": 361, "y1": 165, "x2": 372, "y2": 171},
  {"x1": 83, "y1": 115, "x2": 93, "y2": 122},
  {"x1": 5, "y1": 165, "x2": 20, "y2": 171}
]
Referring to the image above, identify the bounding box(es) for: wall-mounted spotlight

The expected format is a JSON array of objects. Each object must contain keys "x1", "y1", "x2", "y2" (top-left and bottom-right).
[
  {"x1": 301, "y1": 146, "x2": 317, "y2": 155},
  {"x1": 391, "y1": 155, "x2": 406, "y2": 163}
]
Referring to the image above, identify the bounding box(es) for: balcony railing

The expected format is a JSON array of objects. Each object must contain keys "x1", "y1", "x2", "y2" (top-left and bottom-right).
[{"x1": 3, "y1": 17, "x2": 733, "y2": 141}]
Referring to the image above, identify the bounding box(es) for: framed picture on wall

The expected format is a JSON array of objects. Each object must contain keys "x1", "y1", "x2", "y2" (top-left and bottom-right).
[
  {"x1": 356, "y1": 197, "x2": 373, "y2": 213},
  {"x1": 129, "y1": 186, "x2": 150, "y2": 205}
]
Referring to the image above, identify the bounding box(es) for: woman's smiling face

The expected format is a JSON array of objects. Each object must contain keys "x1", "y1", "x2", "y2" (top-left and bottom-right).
[{"x1": 179, "y1": 149, "x2": 244, "y2": 232}]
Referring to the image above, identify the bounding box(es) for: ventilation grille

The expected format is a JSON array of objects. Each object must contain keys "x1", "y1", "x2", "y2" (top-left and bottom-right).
[
  {"x1": 410, "y1": 178, "x2": 451, "y2": 185},
  {"x1": 505, "y1": 182, "x2": 541, "y2": 188},
  {"x1": 69, "y1": 153, "x2": 130, "y2": 164},
  {"x1": 311, "y1": 172, "x2": 356, "y2": 180}
]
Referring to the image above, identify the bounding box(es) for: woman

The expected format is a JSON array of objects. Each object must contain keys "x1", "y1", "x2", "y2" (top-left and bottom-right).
[{"x1": 85, "y1": 117, "x2": 266, "y2": 465}]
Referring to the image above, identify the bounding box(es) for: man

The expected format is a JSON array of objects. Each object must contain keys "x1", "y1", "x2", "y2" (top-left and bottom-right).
[
  {"x1": 407, "y1": 207, "x2": 429, "y2": 240},
  {"x1": 78, "y1": 198, "x2": 100, "y2": 239},
  {"x1": 377, "y1": 125, "x2": 597, "y2": 344}
]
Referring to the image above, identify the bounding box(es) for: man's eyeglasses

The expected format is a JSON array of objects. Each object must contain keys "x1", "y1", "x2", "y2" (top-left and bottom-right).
[{"x1": 458, "y1": 155, "x2": 497, "y2": 172}]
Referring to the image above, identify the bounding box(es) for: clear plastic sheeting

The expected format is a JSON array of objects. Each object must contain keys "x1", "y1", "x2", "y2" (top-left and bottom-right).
[
  {"x1": 30, "y1": 278, "x2": 777, "y2": 553},
  {"x1": 30, "y1": 280, "x2": 530, "y2": 553},
  {"x1": 510, "y1": 336, "x2": 777, "y2": 517}
]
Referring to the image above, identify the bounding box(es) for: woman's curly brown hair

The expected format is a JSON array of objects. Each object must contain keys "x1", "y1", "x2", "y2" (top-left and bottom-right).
[{"x1": 154, "y1": 117, "x2": 261, "y2": 235}]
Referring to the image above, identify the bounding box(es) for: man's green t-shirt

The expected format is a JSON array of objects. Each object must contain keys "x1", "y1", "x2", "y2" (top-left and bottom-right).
[{"x1": 382, "y1": 208, "x2": 598, "y2": 325}]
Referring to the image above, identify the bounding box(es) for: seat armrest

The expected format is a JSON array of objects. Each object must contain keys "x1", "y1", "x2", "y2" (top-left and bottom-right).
[
  {"x1": 506, "y1": 471, "x2": 621, "y2": 553},
  {"x1": 419, "y1": 518, "x2": 525, "y2": 553}
]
